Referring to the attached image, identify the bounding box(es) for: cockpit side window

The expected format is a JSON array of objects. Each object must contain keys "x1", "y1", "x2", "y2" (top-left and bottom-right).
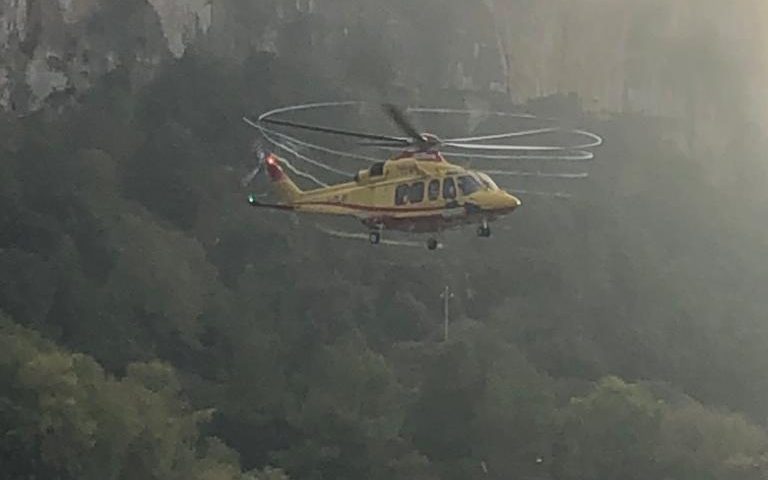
[
  {"x1": 395, "y1": 184, "x2": 409, "y2": 205},
  {"x1": 476, "y1": 172, "x2": 499, "y2": 191},
  {"x1": 428, "y1": 179, "x2": 440, "y2": 201},
  {"x1": 410, "y1": 182, "x2": 425, "y2": 203},
  {"x1": 458, "y1": 175, "x2": 482, "y2": 196},
  {"x1": 443, "y1": 177, "x2": 456, "y2": 200}
]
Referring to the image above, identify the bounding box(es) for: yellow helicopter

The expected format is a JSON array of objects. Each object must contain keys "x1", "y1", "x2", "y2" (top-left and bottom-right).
[{"x1": 244, "y1": 104, "x2": 556, "y2": 250}]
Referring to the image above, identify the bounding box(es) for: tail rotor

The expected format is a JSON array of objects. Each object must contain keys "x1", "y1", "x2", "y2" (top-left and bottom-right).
[{"x1": 241, "y1": 140, "x2": 268, "y2": 188}]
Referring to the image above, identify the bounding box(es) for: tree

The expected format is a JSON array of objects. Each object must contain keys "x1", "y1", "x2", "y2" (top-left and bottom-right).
[
  {"x1": 0, "y1": 315, "x2": 271, "y2": 480},
  {"x1": 471, "y1": 344, "x2": 555, "y2": 479},
  {"x1": 554, "y1": 376, "x2": 662, "y2": 480},
  {"x1": 656, "y1": 402, "x2": 768, "y2": 480}
]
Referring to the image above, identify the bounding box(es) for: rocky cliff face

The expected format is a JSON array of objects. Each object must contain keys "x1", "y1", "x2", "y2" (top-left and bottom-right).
[
  {"x1": 2, "y1": 0, "x2": 766, "y2": 134},
  {"x1": 0, "y1": 0, "x2": 209, "y2": 113},
  {"x1": 0, "y1": 0, "x2": 505, "y2": 113},
  {"x1": 146, "y1": 0, "x2": 210, "y2": 57},
  {"x1": 489, "y1": 0, "x2": 766, "y2": 116}
]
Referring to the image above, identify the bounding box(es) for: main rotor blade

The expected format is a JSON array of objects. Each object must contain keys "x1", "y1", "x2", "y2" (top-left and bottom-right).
[
  {"x1": 445, "y1": 127, "x2": 559, "y2": 143},
  {"x1": 441, "y1": 150, "x2": 595, "y2": 161},
  {"x1": 482, "y1": 169, "x2": 589, "y2": 179},
  {"x1": 383, "y1": 103, "x2": 425, "y2": 142},
  {"x1": 253, "y1": 116, "x2": 410, "y2": 144},
  {"x1": 358, "y1": 140, "x2": 412, "y2": 147},
  {"x1": 368, "y1": 144, "x2": 594, "y2": 160},
  {"x1": 443, "y1": 142, "x2": 567, "y2": 151}
]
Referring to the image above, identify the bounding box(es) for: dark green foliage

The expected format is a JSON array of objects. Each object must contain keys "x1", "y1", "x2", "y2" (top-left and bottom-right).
[
  {"x1": 555, "y1": 377, "x2": 663, "y2": 480},
  {"x1": 0, "y1": 316, "x2": 279, "y2": 480}
]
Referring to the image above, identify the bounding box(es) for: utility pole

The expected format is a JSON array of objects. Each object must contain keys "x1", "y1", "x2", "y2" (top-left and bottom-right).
[{"x1": 440, "y1": 286, "x2": 454, "y2": 341}]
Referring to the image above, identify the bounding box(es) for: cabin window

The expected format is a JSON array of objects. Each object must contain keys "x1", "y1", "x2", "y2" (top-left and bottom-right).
[
  {"x1": 410, "y1": 182, "x2": 425, "y2": 203},
  {"x1": 428, "y1": 179, "x2": 440, "y2": 201},
  {"x1": 458, "y1": 175, "x2": 482, "y2": 196},
  {"x1": 395, "y1": 184, "x2": 409, "y2": 205},
  {"x1": 443, "y1": 177, "x2": 456, "y2": 200},
  {"x1": 370, "y1": 162, "x2": 385, "y2": 177}
]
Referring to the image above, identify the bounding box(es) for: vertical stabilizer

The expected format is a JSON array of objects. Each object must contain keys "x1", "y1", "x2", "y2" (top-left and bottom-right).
[{"x1": 265, "y1": 154, "x2": 302, "y2": 202}]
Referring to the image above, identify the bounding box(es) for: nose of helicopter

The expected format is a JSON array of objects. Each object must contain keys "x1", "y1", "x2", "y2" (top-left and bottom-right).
[
  {"x1": 473, "y1": 191, "x2": 521, "y2": 213},
  {"x1": 503, "y1": 193, "x2": 522, "y2": 212}
]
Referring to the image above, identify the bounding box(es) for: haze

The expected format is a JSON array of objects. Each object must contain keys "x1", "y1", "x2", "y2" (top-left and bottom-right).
[{"x1": 1, "y1": 1, "x2": 767, "y2": 479}]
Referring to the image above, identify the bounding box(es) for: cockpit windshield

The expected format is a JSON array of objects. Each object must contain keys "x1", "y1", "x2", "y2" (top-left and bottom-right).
[
  {"x1": 474, "y1": 172, "x2": 500, "y2": 191},
  {"x1": 458, "y1": 175, "x2": 483, "y2": 196}
]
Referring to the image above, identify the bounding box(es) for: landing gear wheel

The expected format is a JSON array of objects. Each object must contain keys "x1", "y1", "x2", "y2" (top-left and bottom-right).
[
  {"x1": 369, "y1": 231, "x2": 381, "y2": 245},
  {"x1": 477, "y1": 225, "x2": 491, "y2": 238},
  {"x1": 427, "y1": 238, "x2": 439, "y2": 250}
]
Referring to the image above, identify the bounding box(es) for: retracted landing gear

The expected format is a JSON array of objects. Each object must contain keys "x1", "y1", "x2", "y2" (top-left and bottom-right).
[{"x1": 477, "y1": 219, "x2": 491, "y2": 238}]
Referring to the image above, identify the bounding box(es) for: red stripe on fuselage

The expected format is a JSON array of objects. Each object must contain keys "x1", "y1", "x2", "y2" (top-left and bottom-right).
[{"x1": 363, "y1": 213, "x2": 478, "y2": 233}]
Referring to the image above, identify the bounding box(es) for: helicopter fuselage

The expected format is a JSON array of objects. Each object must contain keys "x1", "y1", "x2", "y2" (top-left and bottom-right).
[{"x1": 253, "y1": 153, "x2": 521, "y2": 236}]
